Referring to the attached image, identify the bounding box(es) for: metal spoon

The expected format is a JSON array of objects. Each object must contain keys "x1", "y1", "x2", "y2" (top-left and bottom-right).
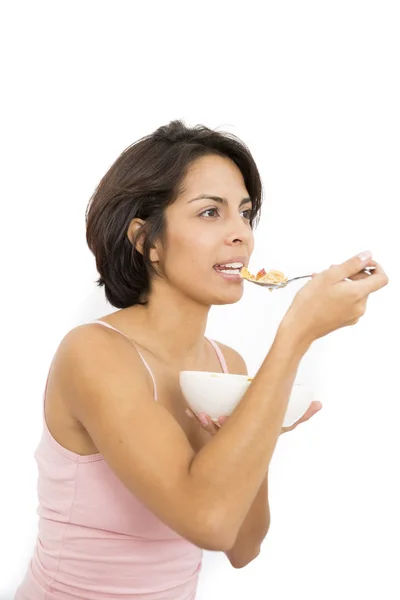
[{"x1": 245, "y1": 266, "x2": 376, "y2": 290}]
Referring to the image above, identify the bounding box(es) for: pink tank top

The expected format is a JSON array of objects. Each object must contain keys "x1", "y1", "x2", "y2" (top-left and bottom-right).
[{"x1": 15, "y1": 320, "x2": 229, "y2": 600}]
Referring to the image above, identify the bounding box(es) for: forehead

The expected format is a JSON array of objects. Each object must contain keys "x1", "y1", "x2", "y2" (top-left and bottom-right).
[{"x1": 179, "y1": 154, "x2": 248, "y2": 199}]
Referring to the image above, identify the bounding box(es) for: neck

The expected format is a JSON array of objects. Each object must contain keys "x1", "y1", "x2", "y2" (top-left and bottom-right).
[{"x1": 123, "y1": 284, "x2": 211, "y2": 366}]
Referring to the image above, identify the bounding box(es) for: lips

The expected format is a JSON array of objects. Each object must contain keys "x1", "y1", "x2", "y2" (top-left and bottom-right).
[{"x1": 213, "y1": 256, "x2": 248, "y2": 269}]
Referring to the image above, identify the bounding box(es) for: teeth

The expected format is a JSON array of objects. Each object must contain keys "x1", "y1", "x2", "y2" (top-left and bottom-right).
[
  {"x1": 217, "y1": 262, "x2": 244, "y2": 268},
  {"x1": 218, "y1": 269, "x2": 241, "y2": 274}
]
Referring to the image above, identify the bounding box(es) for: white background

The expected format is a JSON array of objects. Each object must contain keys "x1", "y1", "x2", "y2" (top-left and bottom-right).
[{"x1": 1, "y1": 1, "x2": 399, "y2": 598}]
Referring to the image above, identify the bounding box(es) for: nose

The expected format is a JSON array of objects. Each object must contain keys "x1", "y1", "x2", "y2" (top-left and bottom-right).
[{"x1": 225, "y1": 214, "x2": 253, "y2": 247}]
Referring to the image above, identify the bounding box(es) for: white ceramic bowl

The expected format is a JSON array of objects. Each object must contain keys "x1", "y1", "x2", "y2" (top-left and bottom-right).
[{"x1": 180, "y1": 371, "x2": 314, "y2": 429}]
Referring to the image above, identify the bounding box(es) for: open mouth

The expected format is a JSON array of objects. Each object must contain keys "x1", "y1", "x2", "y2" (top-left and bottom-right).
[{"x1": 213, "y1": 261, "x2": 244, "y2": 275}]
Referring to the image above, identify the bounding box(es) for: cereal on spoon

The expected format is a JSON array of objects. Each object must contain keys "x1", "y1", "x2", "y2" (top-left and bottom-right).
[{"x1": 240, "y1": 267, "x2": 289, "y2": 291}]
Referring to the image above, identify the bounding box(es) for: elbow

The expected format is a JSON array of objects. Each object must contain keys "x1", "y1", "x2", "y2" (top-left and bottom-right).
[
  {"x1": 198, "y1": 537, "x2": 233, "y2": 552},
  {"x1": 229, "y1": 546, "x2": 261, "y2": 569},
  {"x1": 192, "y1": 512, "x2": 238, "y2": 552},
  {"x1": 189, "y1": 504, "x2": 270, "y2": 554},
  {"x1": 199, "y1": 517, "x2": 267, "y2": 554},
  {"x1": 225, "y1": 522, "x2": 270, "y2": 568},
  {"x1": 196, "y1": 525, "x2": 237, "y2": 553}
]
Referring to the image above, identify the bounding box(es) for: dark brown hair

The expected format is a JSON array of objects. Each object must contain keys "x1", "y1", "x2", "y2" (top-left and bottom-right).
[{"x1": 85, "y1": 120, "x2": 263, "y2": 308}]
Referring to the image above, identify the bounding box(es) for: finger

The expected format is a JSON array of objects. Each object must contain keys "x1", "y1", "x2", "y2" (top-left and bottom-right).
[
  {"x1": 344, "y1": 259, "x2": 377, "y2": 282},
  {"x1": 186, "y1": 409, "x2": 217, "y2": 434},
  {"x1": 291, "y1": 402, "x2": 319, "y2": 427},
  {"x1": 198, "y1": 413, "x2": 219, "y2": 435},
  {"x1": 215, "y1": 416, "x2": 229, "y2": 429},
  {"x1": 350, "y1": 261, "x2": 389, "y2": 296},
  {"x1": 285, "y1": 401, "x2": 323, "y2": 432},
  {"x1": 301, "y1": 401, "x2": 323, "y2": 422},
  {"x1": 345, "y1": 270, "x2": 372, "y2": 281},
  {"x1": 365, "y1": 259, "x2": 377, "y2": 269},
  {"x1": 327, "y1": 251, "x2": 373, "y2": 283}
]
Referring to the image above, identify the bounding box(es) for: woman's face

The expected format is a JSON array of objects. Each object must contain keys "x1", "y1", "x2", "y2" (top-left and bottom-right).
[{"x1": 156, "y1": 154, "x2": 255, "y2": 306}]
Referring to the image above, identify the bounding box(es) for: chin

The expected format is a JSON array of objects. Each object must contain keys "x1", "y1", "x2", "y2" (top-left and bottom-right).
[
  {"x1": 182, "y1": 279, "x2": 244, "y2": 306},
  {"x1": 210, "y1": 289, "x2": 244, "y2": 306}
]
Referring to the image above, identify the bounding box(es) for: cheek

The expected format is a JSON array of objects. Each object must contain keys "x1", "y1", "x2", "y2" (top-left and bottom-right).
[
  {"x1": 162, "y1": 233, "x2": 216, "y2": 287},
  {"x1": 168, "y1": 227, "x2": 214, "y2": 260},
  {"x1": 249, "y1": 233, "x2": 255, "y2": 253}
]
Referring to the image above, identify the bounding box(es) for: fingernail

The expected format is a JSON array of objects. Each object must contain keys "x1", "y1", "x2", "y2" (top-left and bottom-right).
[
  {"x1": 358, "y1": 251, "x2": 372, "y2": 262},
  {"x1": 199, "y1": 413, "x2": 209, "y2": 426},
  {"x1": 185, "y1": 409, "x2": 194, "y2": 419}
]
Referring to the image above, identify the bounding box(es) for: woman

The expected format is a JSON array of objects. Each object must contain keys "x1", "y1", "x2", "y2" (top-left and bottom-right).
[{"x1": 15, "y1": 120, "x2": 388, "y2": 599}]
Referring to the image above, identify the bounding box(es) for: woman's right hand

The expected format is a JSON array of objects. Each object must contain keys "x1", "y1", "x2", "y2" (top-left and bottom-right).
[{"x1": 280, "y1": 251, "x2": 389, "y2": 345}]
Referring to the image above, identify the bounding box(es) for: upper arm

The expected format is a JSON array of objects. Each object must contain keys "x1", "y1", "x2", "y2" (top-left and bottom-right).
[{"x1": 56, "y1": 325, "x2": 227, "y2": 551}]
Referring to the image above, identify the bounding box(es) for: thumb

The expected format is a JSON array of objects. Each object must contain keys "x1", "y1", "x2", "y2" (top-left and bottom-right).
[{"x1": 329, "y1": 251, "x2": 372, "y2": 282}]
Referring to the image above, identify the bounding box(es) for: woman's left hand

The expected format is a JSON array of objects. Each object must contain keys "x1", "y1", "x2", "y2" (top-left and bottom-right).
[
  {"x1": 185, "y1": 400, "x2": 322, "y2": 436},
  {"x1": 185, "y1": 409, "x2": 228, "y2": 436},
  {"x1": 280, "y1": 401, "x2": 323, "y2": 434}
]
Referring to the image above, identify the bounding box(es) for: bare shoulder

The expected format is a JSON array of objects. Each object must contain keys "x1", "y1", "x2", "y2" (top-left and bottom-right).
[
  {"x1": 59, "y1": 321, "x2": 137, "y2": 358},
  {"x1": 212, "y1": 341, "x2": 248, "y2": 376},
  {"x1": 49, "y1": 323, "x2": 232, "y2": 550},
  {"x1": 57, "y1": 322, "x2": 143, "y2": 372},
  {"x1": 54, "y1": 323, "x2": 155, "y2": 414}
]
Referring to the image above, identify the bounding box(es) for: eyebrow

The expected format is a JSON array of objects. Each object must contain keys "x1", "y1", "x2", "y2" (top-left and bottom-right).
[{"x1": 187, "y1": 194, "x2": 253, "y2": 207}]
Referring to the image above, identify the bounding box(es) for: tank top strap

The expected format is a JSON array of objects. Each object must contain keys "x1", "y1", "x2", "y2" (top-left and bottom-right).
[
  {"x1": 91, "y1": 320, "x2": 158, "y2": 401},
  {"x1": 206, "y1": 338, "x2": 229, "y2": 374}
]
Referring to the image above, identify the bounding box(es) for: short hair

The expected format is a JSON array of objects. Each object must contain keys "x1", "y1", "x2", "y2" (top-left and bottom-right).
[{"x1": 85, "y1": 120, "x2": 263, "y2": 308}]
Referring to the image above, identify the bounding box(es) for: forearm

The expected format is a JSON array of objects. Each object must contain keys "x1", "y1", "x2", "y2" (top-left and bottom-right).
[
  {"x1": 188, "y1": 322, "x2": 311, "y2": 546},
  {"x1": 226, "y1": 473, "x2": 270, "y2": 567}
]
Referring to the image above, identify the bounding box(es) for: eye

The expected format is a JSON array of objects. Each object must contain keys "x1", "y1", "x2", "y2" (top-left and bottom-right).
[
  {"x1": 199, "y1": 207, "x2": 220, "y2": 219},
  {"x1": 199, "y1": 206, "x2": 253, "y2": 222},
  {"x1": 241, "y1": 209, "x2": 252, "y2": 221}
]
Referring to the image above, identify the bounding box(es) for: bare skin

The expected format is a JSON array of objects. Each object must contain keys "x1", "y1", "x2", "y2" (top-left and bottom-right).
[
  {"x1": 43, "y1": 153, "x2": 388, "y2": 564},
  {"x1": 46, "y1": 154, "x2": 255, "y2": 458},
  {"x1": 45, "y1": 333, "x2": 247, "y2": 458},
  {"x1": 45, "y1": 154, "x2": 261, "y2": 557}
]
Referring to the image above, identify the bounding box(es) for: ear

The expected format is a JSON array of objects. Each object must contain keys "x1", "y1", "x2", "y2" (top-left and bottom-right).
[{"x1": 127, "y1": 218, "x2": 160, "y2": 263}]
